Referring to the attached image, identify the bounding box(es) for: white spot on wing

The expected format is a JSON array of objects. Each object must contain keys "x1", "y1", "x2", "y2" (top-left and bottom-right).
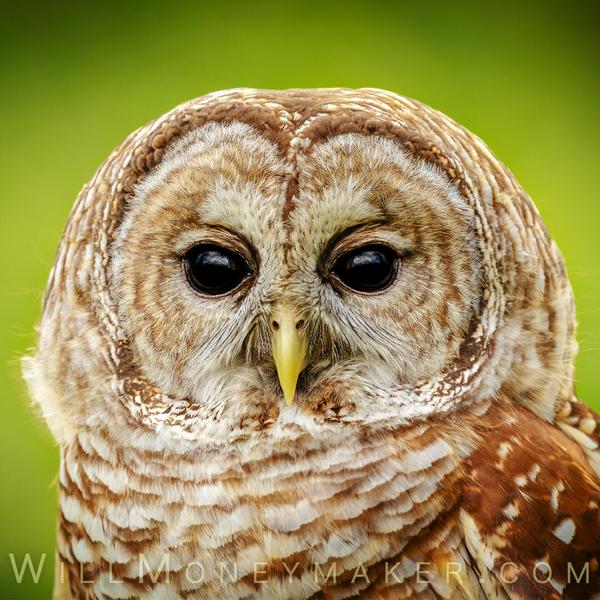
[
  {"x1": 502, "y1": 502, "x2": 519, "y2": 519},
  {"x1": 497, "y1": 442, "x2": 511, "y2": 459},
  {"x1": 550, "y1": 480, "x2": 565, "y2": 511},
  {"x1": 527, "y1": 464, "x2": 541, "y2": 482},
  {"x1": 552, "y1": 518, "x2": 576, "y2": 544},
  {"x1": 580, "y1": 417, "x2": 597, "y2": 435},
  {"x1": 514, "y1": 475, "x2": 527, "y2": 487}
]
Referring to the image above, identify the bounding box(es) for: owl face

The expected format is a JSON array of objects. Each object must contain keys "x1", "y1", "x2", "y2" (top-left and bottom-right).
[
  {"x1": 111, "y1": 121, "x2": 480, "y2": 429},
  {"x1": 28, "y1": 89, "x2": 576, "y2": 453}
]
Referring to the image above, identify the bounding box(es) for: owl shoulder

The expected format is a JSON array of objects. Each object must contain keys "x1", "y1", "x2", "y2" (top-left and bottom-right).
[{"x1": 459, "y1": 400, "x2": 600, "y2": 599}]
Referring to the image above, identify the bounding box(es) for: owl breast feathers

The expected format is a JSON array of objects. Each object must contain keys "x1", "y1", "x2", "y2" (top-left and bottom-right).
[{"x1": 24, "y1": 88, "x2": 600, "y2": 599}]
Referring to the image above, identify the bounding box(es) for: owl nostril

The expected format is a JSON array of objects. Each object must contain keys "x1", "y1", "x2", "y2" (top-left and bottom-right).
[{"x1": 271, "y1": 319, "x2": 304, "y2": 331}]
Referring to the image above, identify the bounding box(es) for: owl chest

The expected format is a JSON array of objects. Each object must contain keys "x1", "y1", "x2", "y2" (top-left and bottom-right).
[{"x1": 57, "y1": 434, "x2": 465, "y2": 598}]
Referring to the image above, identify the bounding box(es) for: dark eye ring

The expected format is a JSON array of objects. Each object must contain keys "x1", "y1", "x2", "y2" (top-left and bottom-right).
[
  {"x1": 330, "y1": 244, "x2": 399, "y2": 294},
  {"x1": 183, "y1": 244, "x2": 251, "y2": 296}
]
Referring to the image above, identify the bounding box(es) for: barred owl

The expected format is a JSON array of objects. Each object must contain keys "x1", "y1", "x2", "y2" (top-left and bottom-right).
[{"x1": 24, "y1": 88, "x2": 600, "y2": 599}]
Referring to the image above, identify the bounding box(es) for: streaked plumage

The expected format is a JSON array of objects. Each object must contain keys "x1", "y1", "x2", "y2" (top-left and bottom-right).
[{"x1": 24, "y1": 88, "x2": 600, "y2": 599}]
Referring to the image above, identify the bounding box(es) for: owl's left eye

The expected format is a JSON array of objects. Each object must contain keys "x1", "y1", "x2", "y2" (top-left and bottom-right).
[
  {"x1": 183, "y1": 244, "x2": 251, "y2": 296},
  {"x1": 330, "y1": 244, "x2": 399, "y2": 293}
]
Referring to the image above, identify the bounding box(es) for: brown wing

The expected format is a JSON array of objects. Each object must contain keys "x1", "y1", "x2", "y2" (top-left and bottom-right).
[{"x1": 460, "y1": 402, "x2": 600, "y2": 599}]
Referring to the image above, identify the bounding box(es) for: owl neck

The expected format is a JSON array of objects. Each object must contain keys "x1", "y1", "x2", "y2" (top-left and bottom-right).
[{"x1": 55, "y1": 417, "x2": 470, "y2": 597}]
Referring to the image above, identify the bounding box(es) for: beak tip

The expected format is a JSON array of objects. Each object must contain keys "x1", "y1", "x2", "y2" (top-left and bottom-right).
[{"x1": 282, "y1": 386, "x2": 296, "y2": 406}]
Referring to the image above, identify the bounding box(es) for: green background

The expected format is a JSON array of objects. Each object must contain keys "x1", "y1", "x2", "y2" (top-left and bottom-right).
[{"x1": 1, "y1": 1, "x2": 598, "y2": 597}]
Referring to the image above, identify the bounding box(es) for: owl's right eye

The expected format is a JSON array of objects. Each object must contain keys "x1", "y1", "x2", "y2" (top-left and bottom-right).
[{"x1": 183, "y1": 244, "x2": 251, "y2": 296}]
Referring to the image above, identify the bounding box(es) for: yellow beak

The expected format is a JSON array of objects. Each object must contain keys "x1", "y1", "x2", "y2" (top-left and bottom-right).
[{"x1": 271, "y1": 306, "x2": 307, "y2": 405}]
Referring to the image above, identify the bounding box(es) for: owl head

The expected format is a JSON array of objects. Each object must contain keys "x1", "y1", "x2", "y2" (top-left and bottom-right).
[{"x1": 25, "y1": 89, "x2": 576, "y2": 451}]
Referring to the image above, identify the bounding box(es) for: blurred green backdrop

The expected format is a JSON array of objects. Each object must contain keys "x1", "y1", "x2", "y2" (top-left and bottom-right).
[{"x1": 1, "y1": 0, "x2": 598, "y2": 597}]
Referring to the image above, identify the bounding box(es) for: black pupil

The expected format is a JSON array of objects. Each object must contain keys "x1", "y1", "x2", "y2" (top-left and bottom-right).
[
  {"x1": 184, "y1": 245, "x2": 249, "y2": 295},
  {"x1": 331, "y1": 245, "x2": 397, "y2": 293}
]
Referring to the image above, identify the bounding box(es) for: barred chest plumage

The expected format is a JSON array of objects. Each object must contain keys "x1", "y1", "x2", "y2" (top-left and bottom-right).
[{"x1": 56, "y1": 416, "x2": 477, "y2": 599}]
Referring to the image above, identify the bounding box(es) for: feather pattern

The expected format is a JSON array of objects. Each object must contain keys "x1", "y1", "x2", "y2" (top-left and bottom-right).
[{"x1": 23, "y1": 88, "x2": 599, "y2": 599}]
